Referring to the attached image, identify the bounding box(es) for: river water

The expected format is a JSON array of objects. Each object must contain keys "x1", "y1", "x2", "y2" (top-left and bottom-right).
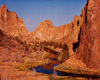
[{"x1": 30, "y1": 59, "x2": 63, "y2": 76}]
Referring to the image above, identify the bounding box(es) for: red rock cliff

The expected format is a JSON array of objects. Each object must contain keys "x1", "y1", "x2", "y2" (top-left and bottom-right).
[
  {"x1": 77, "y1": 0, "x2": 100, "y2": 69},
  {"x1": 34, "y1": 17, "x2": 82, "y2": 43},
  {"x1": 0, "y1": 4, "x2": 29, "y2": 37}
]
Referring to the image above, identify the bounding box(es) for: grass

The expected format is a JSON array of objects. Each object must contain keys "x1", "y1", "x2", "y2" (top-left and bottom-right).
[
  {"x1": 48, "y1": 75, "x2": 78, "y2": 80},
  {"x1": 15, "y1": 59, "x2": 50, "y2": 71},
  {"x1": 43, "y1": 52, "x2": 50, "y2": 59},
  {"x1": 57, "y1": 52, "x2": 63, "y2": 61},
  {"x1": 54, "y1": 64, "x2": 100, "y2": 79}
]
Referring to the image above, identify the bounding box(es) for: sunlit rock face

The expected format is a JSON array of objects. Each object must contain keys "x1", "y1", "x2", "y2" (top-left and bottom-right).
[
  {"x1": 77, "y1": 0, "x2": 100, "y2": 69},
  {"x1": 33, "y1": 18, "x2": 82, "y2": 42},
  {"x1": 33, "y1": 19, "x2": 71, "y2": 41},
  {"x1": 0, "y1": 5, "x2": 28, "y2": 36},
  {"x1": 33, "y1": 20, "x2": 57, "y2": 41},
  {"x1": 0, "y1": 5, "x2": 37, "y2": 44}
]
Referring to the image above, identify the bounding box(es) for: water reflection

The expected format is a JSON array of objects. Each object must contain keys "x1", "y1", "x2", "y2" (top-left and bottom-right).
[
  {"x1": 30, "y1": 59, "x2": 63, "y2": 76},
  {"x1": 32, "y1": 64, "x2": 62, "y2": 76}
]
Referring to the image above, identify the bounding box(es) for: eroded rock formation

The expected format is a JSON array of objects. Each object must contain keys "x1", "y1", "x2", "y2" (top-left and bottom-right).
[
  {"x1": 34, "y1": 18, "x2": 82, "y2": 43},
  {"x1": 0, "y1": 5, "x2": 36, "y2": 44},
  {"x1": 0, "y1": 5, "x2": 28, "y2": 36},
  {"x1": 33, "y1": 15, "x2": 83, "y2": 56}
]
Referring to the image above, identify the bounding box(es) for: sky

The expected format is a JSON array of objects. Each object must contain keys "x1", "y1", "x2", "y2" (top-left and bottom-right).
[{"x1": 0, "y1": 0, "x2": 87, "y2": 31}]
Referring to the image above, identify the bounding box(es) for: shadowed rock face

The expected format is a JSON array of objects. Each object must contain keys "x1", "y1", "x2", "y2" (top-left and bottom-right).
[{"x1": 77, "y1": 0, "x2": 100, "y2": 69}]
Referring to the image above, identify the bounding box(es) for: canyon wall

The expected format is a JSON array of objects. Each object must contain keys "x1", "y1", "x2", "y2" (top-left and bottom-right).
[{"x1": 77, "y1": 0, "x2": 100, "y2": 69}]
